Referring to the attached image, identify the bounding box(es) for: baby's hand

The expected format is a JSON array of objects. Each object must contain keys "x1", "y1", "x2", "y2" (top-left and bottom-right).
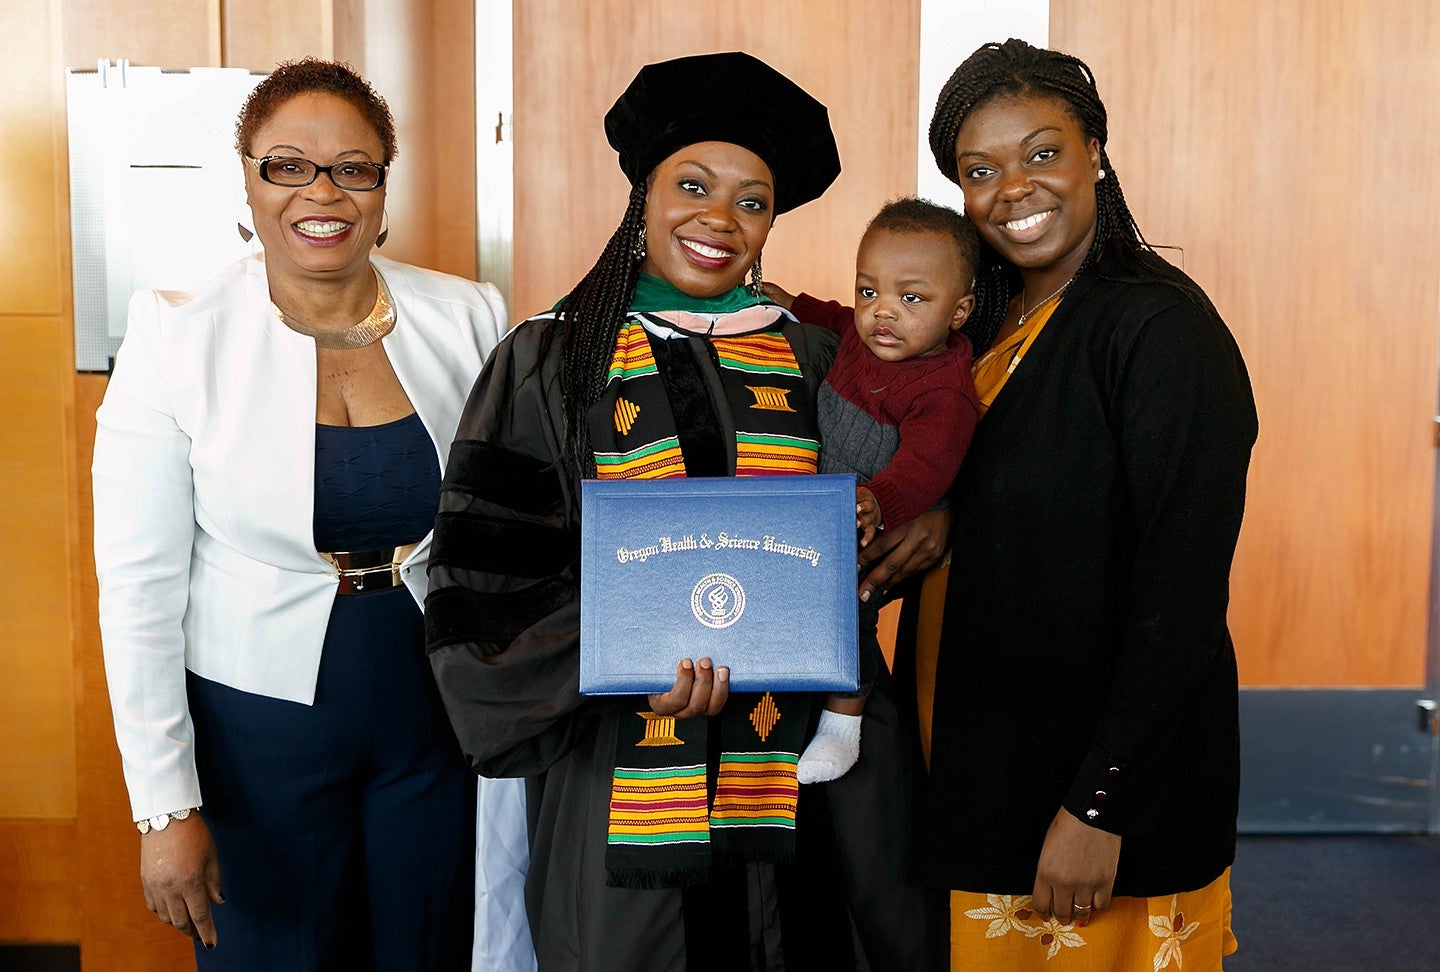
[
  {"x1": 856, "y1": 486, "x2": 882, "y2": 547},
  {"x1": 758, "y1": 281, "x2": 796, "y2": 309}
]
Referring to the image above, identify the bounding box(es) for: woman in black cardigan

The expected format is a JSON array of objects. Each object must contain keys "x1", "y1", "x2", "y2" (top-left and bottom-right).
[{"x1": 915, "y1": 39, "x2": 1257, "y2": 970}]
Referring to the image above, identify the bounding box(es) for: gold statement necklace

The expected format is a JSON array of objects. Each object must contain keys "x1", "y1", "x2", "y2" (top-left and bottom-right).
[{"x1": 272, "y1": 265, "x2": 396, "y2": 350}]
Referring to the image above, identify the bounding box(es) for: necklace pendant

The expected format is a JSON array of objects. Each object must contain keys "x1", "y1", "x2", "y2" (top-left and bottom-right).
[{"x1": 1018, "y1": 275, "x2": 1076, "y2": 328}]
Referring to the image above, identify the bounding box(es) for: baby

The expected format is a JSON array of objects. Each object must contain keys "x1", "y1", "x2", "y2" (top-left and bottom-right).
[{"x1": 764, "y1": 197, "x2": 981, "y2": 783}]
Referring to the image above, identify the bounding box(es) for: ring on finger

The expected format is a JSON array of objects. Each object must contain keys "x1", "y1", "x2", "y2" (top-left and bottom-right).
[{"x1": 1072, "y1": 903, "x2": 1093, "y2": 919}]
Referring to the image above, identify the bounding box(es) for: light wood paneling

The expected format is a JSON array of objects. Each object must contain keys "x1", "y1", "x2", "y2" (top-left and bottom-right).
[
  {"x1": 61, "y1": 0, "x2": 220, "y2": 68},
  {"x1": 0, "y1": 0, "x2": 76, "y2": 826},
  {"x1": 0, "y1": 0, "x2": 84, "y2": 946},
  {"x1": 333, "y1": 0, "x2": 365, "y2": 62},
  {"x1": 512, "y1": 0, "x2": 920, "y2": 321},
  {"x1": 1051, "y1": 0, "x2": 1440, "y2": 686},
  {"x1": 0, "y1": 317, "x2": 78, "y2": 819},
  {"x1": 0, "y1": 820, "x2": 80, "y2": 942},
  {"x1": 222, "y1": 2, "x2": 335, "y2": 71},
  {"x1": 424, "y1": 0, "x2": 479, "y2": 278},
  {"x1": 0, "y1": 0, "x2": 66, "y2": 317},
  {"x1": 341, "y1": 0, "x2": 478, "y2": 277}
]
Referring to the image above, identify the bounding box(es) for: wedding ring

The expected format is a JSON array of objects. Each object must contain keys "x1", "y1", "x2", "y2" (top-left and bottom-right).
[{"x1": 1072, "y1": 904, "x2": 1093, "y2": 917}]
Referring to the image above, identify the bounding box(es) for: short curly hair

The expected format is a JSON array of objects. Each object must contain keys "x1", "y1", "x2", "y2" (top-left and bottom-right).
[
  {"x1": 866, "y1": 196, "x2": 981, "y2": 288},
  {"x1": 235, "y1": 58, "x2": 397, "y2": 162}
]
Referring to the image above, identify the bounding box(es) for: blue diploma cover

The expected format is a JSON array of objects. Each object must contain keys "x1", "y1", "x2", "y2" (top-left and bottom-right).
[{"x1": 579, "y1": 475, "x2": 859, "y2": 695}]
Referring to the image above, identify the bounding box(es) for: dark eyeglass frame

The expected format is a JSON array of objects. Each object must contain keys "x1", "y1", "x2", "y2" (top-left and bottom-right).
[{"x1": 244, "y1": 155, "x2": 389, "y2": 191}]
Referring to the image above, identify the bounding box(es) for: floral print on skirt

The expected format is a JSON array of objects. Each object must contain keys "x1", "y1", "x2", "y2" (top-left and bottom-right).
[{"x1": 950, "y1": 869, "x2": 1237, "y2": 970}]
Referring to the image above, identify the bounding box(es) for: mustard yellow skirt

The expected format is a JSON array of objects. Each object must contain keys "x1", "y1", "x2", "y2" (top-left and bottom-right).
[{"x1": 949, "y1": 869, "x2": 1237, "y2": 970}]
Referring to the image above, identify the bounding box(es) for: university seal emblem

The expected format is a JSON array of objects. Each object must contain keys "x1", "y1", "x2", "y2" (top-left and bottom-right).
[{"x1": 690, "y1": 573, "x2": 746, "y2": 629}]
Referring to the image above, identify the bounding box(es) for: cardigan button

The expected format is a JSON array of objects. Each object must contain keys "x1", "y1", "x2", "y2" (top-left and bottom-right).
[
  {"x1": 1085, "y1": 809, "x2": 1100, "y2": 821},
  {"x1": 1094, "y1": 790, "x2": 1107, "y2": 802},
  {"x1": 1107, "y1": 766, "x2": 1121, "y2": 777}
]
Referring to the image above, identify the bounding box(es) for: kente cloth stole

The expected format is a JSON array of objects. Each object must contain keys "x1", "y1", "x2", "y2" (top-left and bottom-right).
[
  {"x1": 591, "y1": 315, "x2": 821, "y2": 480},
  {"x1": 604, "y1": 691, "x2": 812, "y2": 889},
  {"x1": 595, "y1": 311, "x2": 819, "y2": 887}
]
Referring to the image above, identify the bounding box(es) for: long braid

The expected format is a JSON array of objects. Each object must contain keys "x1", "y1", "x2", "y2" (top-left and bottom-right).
[
  {"x1": 926, "y1": 39, "x2": 1153, "y2": 354},
  {"x1": 551, "y1": 181, "x2": 648, "y2": 476}
]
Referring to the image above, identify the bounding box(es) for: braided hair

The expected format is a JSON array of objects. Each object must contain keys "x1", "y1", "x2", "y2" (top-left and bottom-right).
[
  {"x1": 927, "y1": 39, "x2": 1153, "y2": 354},
  {"x1": 545, "y1": 181, "x2": 649, "y2": 476}
]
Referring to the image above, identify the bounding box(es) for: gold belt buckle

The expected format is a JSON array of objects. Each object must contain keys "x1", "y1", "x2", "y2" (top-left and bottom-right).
[{"x1": 321, "y1": 541, "x2": 420, "y2": 595}]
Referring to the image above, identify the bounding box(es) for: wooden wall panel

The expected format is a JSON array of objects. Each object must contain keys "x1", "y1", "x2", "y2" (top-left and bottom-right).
[
  {"x1": 62, "y1": 0, "x2": 220, "y2": 68},
  {"x1": 0, "y1": 1, "x2": 66, "y2": 317},
  {"x1": 0, "y1": 1, "x2": 76, "y2": 825},
  {"x1": 512, "y1": 0, "x2": 920, "y2": 322},
  {"x1": 0, "y1": 821, "x2": 80, "y2": 942},
  {"x1": 340, "y1": 0, "x2": 478, "y2": 278},
  {"x1": 0, "y1": 0, "x2": 82, "y2": 947},
  {"x1": 0, "y1": 317, "x2": 79, "y2": 819},
  {"x1": 1051, "y1": 0, "x2": 1440, "y2": 687},
  {"x1": 222, "y1": 2, "x2": 335, "y2": 71},
  {"x1": 424, "y1": 0, "x2": 479, "y2": 278}
]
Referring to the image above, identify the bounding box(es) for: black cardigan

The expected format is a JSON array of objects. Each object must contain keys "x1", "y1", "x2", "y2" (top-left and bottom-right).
[{"x1": 918, "y1": 252, "x2": 1258, "y2": 897}]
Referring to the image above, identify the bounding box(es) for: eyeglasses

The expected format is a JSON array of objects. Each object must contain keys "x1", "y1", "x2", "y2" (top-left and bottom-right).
[{"x1": 245, "y1": 155, "x2": 388, "y2": 191}]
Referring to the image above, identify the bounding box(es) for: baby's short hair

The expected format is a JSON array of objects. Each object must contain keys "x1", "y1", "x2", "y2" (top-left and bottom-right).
[{"x1": 865, "y1": 197, "x2": 980, "y2": 288}]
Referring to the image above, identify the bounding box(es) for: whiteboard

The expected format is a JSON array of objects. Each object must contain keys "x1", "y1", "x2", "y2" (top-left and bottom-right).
[{"x1": 67, "y1": 61, "x2": 264, "y2": 371}]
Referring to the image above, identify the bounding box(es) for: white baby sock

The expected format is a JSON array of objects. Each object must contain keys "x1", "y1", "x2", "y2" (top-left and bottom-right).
[{"x1": 796, "y1": 710, "x2": 863, "y2": 784}]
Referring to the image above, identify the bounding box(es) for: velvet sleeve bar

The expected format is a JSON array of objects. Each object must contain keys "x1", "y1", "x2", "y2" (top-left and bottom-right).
[{"x1": 426, "y1": 318, "x2": 622, "y2": 778}]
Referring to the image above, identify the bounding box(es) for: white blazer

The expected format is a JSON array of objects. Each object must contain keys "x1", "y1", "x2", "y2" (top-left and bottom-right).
[{"x1": 93, "y1": 252, "x2": 507, "y2": 820}]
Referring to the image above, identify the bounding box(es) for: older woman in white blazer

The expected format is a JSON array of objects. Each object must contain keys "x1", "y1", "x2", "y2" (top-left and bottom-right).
[{"x1": 93, "y1": 59, "x2": 514, "y2": 969}]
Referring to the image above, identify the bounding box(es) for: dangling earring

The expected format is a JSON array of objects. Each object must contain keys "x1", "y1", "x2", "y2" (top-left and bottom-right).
[
  {"x1": 749, "y1": 253, "x2": 764, "y2": 297},
  {"x1": 632, "y1": 227, "x2": 647, "y2": 263},
  {"x1": 376, "y1": 210, "x2": 389, "y2": 248},
  {"x1": 238, "y1": 193, "x2": 257, "y2": 244}
]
